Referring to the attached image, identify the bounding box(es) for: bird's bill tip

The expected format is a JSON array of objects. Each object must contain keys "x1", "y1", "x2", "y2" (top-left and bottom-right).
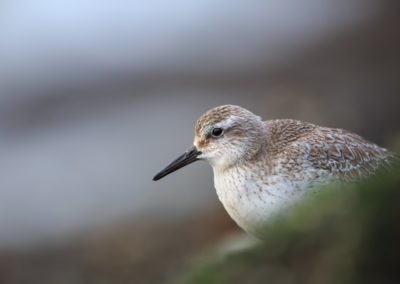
[{"x1": 153, "y1": 146, "x2": 201, "y2": 181}]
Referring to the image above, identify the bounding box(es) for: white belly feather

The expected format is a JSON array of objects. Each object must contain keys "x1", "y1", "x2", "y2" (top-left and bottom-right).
[{"x1": 213, "y1": 168, "x2": 328, "y2": 236}]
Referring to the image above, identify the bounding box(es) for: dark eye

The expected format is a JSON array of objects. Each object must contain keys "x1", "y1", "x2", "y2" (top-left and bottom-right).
[{"x1": 211, "y1": 128, "x2": 224, "y2": 137}]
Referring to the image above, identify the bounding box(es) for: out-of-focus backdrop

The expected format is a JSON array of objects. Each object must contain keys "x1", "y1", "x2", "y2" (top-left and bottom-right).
[{"x1": 0, "y1": 0, "x2": 399, "y2": 283}]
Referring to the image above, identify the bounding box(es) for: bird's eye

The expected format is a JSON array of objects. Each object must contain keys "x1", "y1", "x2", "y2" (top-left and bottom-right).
[{"x1": 211, "y1": 128, "x2": 224, "y2": 138}]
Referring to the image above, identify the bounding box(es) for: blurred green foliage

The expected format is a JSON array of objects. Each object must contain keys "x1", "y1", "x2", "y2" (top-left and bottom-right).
[{"x1": 182, "y1": 166, "x2": 400, "y2": 284}]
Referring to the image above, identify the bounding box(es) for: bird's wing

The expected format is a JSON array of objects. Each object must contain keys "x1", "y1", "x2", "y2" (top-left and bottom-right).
[{"x1": 306, "y1": 128, "x2": 395, "y2": 182}]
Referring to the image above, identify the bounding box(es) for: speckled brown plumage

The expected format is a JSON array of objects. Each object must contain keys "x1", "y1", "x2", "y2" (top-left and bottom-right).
[{"x1": 264, "y1": 119, "x2": 395, "y2": 183}]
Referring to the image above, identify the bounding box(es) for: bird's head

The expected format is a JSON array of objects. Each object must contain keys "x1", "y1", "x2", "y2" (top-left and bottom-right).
[
  {"x1": 153, "y1": 105, "x2": 266, "y2": 181},
  {"x1": 194, "y1": 105, "x2": 266, "y2": 169}
]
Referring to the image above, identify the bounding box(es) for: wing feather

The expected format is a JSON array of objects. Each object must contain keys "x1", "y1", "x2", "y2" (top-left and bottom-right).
[{"x1": 306, "y1": 128, "x2": 395, "y2": 182}]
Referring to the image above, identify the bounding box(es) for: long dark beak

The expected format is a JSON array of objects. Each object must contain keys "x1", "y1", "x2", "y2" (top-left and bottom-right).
[{"x1": 153, "y1": 146, "x2": 202, "y2": 181}]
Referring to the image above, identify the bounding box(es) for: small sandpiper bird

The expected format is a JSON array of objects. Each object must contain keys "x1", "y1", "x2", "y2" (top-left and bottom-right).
[{"x1": 153, "y1": 105, "x2": 396, "y2": 237}]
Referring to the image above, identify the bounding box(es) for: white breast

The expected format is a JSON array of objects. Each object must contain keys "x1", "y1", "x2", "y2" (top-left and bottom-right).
[{"x1": 213, "y1": 167, "x2": 321, "y2": 237}]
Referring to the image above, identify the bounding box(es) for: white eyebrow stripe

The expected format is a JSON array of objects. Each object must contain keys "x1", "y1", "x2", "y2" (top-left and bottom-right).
[{"x1": 215, "y1": 115, "x2": 240, "y2": 129}]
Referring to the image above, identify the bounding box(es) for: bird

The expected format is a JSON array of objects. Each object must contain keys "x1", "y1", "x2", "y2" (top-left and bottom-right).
[{"x1": 153, "y1": 105, "x2": 396, "y2": 238}]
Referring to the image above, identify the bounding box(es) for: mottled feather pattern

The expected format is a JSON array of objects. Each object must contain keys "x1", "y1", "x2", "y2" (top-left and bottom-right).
[{"x1": 265, "y1": 120, "x2": 395, "y2": 183}]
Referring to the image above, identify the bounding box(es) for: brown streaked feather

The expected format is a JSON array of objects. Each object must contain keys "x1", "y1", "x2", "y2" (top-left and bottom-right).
[
  {"x1": 266, "y1": 119, "x2": 316, "y2": 156},
  {"x1": 265, "y1": 119, "x2": 396, "y2": 182},
  {"x1": 306, "y1": 127, "x2": 395, "y2": 182}
]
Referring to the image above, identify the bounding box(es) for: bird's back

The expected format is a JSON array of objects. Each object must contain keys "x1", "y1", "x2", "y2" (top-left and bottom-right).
[{"x1": 265, "y1": 119, "x2": 396, "y2": 183}]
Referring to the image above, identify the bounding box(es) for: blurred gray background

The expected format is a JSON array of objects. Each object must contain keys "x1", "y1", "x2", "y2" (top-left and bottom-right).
[{"x1": 0, "y1": 0, "x2": 399, "y2": 283}]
